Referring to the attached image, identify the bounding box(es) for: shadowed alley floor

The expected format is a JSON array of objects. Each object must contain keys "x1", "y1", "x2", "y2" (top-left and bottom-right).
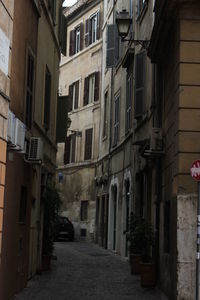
[{"x1": 14, "y1": 241, "x2": 168, "y2": 300}]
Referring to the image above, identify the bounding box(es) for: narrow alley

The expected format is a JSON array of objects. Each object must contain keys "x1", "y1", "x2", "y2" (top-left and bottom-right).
[{"x1": 14, "y1": 241, "x2": 167, "y2": 300}]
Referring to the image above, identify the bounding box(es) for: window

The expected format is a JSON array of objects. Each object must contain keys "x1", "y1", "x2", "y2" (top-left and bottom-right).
[
  {"x1": 69, "y1": 24, "x2": 83, "y2": 56},
  {"x1": 103, "y1": 91, "x2": 108, "y2": 138},
  {"x1": 84, "y1": 128, "x2": 93, "y2": 160},
  {"x1": 137, "y1": 0, "x2": 147, "y2": 17},
  {"x1": 80, "y1": 201, "x2": 88, "y2": 221},
  {"x1": 134, "y1": 52, "x2": 145, "y2": 119},
  {"x1": 68, "y1": 80, "x2": 79, "y2": 112},
  {"x1": 85, "y1": 11, "x2": 101, "y2": 47},
  {"x1": 83, "y1": 72, "x2": 99, "y2": 105},
  {"x1": 113, "y1": 94, "x2": 120, "y2": 146},
  {"x1": 19, "y1": 186, "x2": 27, "y2": 223},
  {"x1": 43, "y1": 66, "x2": 51, "y2": 129},
  {"x1": 25, "y1": 50, "x2": 35, "y2": 128},
  {"x1": 75, "y1": 26, "x2": 81, "y2": 53},
  {"x1": 126, "y1": 72, "x2": 132, "y2": 132},
  {"x1": 64, "y1": 134, "x2": 76, "y2": 164}
]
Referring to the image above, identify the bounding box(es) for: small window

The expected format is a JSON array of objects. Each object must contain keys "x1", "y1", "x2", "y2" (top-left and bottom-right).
[
  {"x1": 43, "y1": 66, "x2": 51, "y2": 129},
  {"x1": 68, "y1": 81, "x2": 79, "y2": 111},
  {"x1": 84, "y1": 128, "x2": 93, "y2": 160},
  {"x1": 113, "y1": 94, "x2": 120, "y2": 146},
  {"x1": 85, "y1": 11, "x2": 101, "y2": 47},
  {"x1": 75, "y1": 26, "x2": 81, "y2": 54},
  {"x1": 64, "y1": 134, "x2": 76, "y2": 164},
  {"x1": 83, "y1": 72, "x2": 99, "y2": 106},
  {"x1": 19, "y1": 186, "x2": 27, "y2": 224},
  {"x1": 80, "y1": 201, "x2": 88, "y2": 221}
]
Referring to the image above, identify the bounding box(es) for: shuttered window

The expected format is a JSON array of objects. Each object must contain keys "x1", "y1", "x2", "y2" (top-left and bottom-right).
[
  {"x1": 69, "y1": 23, "x2": 83, "y2": 56},
  {"x1": 56, "y1": 96, "x2": 68, "y2": 143},
  {"x1": 81, "y1": 201, "x2": 88, "y2": 221},
  {"x1": 44, "y1": 66, "x2": 51, "y2": 129},
  {"x1": 25, "y1": 50, "x2": 35, "y2": 129},
  {"x1": 84, "y1": 72, "x2": 99, "y2": 106},
  {"x1": 85, "y1": 11, "x2": 101, "y2": 47},
  {"x1": 126, "y1": 72, "x2": 132, "y2": 132},
  {"x1": 84, "y1": 128, "x2": 93, "y2": 160},
  {"x1": 64, "y1": 134, "x2": 76, "y2": 164},
  {"x1": 134, "y1": 52, "x2": 145, "y2": 118},
  {"x1": 68, "y1": 80, "x2": 79, "y2": 111},
  {"x1": 106, "y1": 24, "x2": 119, "y2": 68},
  {"x1": 113, "y1": 94, "x2": 120, "y2": 146}
]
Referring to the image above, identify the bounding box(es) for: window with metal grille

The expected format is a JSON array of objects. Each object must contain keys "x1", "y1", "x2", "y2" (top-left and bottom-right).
[
  {"x1": 113, "y1": 94, "x2": 120, "y2": 146},
  {"x1": 84, "y1": 128, "x2": 93, "y2": 160},
  {"x1": 80, "y1": 201, "x2": 88, "y2": 221},
  {"x1": 43, "y1": 66, "x2": 51, "y2": 129},
  {"x1": 25, "y1": 50, "x2": 35, "y2": 129}
]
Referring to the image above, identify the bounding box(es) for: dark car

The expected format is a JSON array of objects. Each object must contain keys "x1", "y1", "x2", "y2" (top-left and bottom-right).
[{"x1": 56, "y1": 216, "x2": 74, "y2": 241}]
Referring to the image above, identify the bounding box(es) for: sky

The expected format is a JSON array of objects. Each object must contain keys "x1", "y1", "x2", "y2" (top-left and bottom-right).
[{"x1": 63, "y1": 0, "x2": 77, "y2": 6}]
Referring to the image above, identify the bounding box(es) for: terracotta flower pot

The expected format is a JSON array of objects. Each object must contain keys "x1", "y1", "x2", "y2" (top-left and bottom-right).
[
  {"x1": 140, "y1": 261, "x2": 156, "y2": 287},
  {"x1": 129, "y1": 253, "x2": 142, "y2": 275}
]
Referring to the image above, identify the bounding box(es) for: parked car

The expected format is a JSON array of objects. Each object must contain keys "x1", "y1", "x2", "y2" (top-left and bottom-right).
[{"x1": 56, "y1": 216, "x2": 74, "y2": 241}]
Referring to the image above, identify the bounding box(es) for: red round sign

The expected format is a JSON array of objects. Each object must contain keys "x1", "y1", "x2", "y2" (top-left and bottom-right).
[{"x1": 190, "y1": 160, "x2": 200, "y2": 181}]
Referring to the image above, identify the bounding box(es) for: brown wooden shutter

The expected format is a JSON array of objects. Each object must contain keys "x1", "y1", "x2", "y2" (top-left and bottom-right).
[
  {"x1": 83, "y1": 76, "x2": 89, "y2": 106},
  {"x1": 64, "y1": 136, "x2": 70, "y2": 164},
  {"x1": 89, "y1": 18, "x2": 92, "y2": 45},
  {"x1": 84, "y1": 128, "x2": 93, "y2": 160},
  {"x1": 69, "y1": 30, "x2": 75, "y2": 56},
  {"x1": 74, "y1": 81, "x2": 79, "y2": 109},
  {"x1": 85, "y1": 19, "x2": 89, "y2": 47},
  {"x1": 134, "y1": 52, "x2": 145, "y2": 118},
  {"x1": 94, "y1": 72, "x2": 100, "y2": 102},
  {"x1": 68, "y1": 84, "x2": 73, "y2": 112},
  {"x1": 71, "y1": 134, "x2": 76, "y2": 163},
  {"x1": 96, "y1": 11, "x2": 101, "y2": 40},
  {"x1": 80, "y1": 23, "x2": 84, "y2": 51}
]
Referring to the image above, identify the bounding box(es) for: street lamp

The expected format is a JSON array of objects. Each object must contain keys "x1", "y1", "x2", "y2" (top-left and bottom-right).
[
  {"x1": 116, "y1": 9, "x2": 150, "y2": 50},
  {"x1": 67, "y1": 117, "x2": 82, "y2": 137}
]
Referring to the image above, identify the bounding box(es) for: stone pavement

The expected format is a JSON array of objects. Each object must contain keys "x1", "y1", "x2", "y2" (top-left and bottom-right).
[{"x1": 14, "y1": 241, "x2": 168, "y2": 300}]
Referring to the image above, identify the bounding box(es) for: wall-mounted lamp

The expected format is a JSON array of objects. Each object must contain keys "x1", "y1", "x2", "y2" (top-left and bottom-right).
[
  {"x1": 67, "y1": 117, "x2": 82, "y2": 137},
  {"x1": 116, "y1": 9, "x2": 150, "y2": 50}
]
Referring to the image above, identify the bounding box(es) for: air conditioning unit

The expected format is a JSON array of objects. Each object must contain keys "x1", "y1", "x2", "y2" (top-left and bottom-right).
[
  {"x1": 14, "y1": 118, "x2": 26, "y2": 151},
  {"x1": 28, "y1": 137, "x2": 43, "y2": 161},
  {"x1": 7, "y1": 110, "x2": 16, "y2": 145},
  {"x1": 150, "y1": 128, "x2": 163, "y2": 151}
]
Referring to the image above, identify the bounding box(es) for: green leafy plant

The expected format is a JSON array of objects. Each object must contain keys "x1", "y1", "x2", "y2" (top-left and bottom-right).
[
  {"x1": 42, "y1": 185, "x2": 62, "y2": 255},
  {"x1": 127, "y1": 213, "x2": 154, "y2": 260}
]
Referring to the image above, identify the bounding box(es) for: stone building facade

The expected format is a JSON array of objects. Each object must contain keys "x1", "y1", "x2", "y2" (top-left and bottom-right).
[
  {"x1": 0, "y1": 1, "x2": 65, "y2": 299},
  {"x1": 58, "y1": 0, "x2": 103, "y2": 240}
]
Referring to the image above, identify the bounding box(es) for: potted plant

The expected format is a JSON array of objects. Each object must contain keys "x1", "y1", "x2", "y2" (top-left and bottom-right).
[
  {"x1": 127, "y1": 213, "x2": 146, "y2": 275},
  {"x1": 42, "y1": 184, "x2": 61, "y2": 271},
  {"x1": 139, "y1": 222, "x2": 156, "y2": 287}
]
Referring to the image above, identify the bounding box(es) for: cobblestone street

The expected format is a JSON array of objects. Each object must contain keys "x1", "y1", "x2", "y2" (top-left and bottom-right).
[{"x1": 14, "y1": 241, "x2": 168, "y2": 300}]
